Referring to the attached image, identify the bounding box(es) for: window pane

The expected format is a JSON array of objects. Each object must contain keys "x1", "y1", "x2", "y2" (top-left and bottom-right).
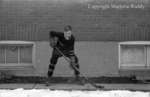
[
  {"x1": 20, "y1": 45, "x2": 32, "y2": 63},
  {"x1": 6, "y1": 46, "x2": 18, "y2": 63},
  {"x1": 121, "y1": 45, "x2": 145, "y2": 65},
  {"x1": 0, "y1": 46, "x2": 5, "y2": 63},
  {"x1": 146, "y1": 46, "x2": 150, "y2": 67}
]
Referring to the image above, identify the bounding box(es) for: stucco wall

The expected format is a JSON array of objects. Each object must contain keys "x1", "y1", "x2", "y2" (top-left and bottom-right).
[
  {"x1": 7, "y1": 41, "x2": 150, "y2": 78},
  {"x1": 9, "y1": 41, "x2": 118, "y2": 77}
]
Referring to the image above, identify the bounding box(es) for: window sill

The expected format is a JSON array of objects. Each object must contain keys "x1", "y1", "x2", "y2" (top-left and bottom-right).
[
  {"x1": 0, "y1": 64, "x2": 34, "y2": 70},
  {"x1": 119, "y1": 66, "x2": 150, "y2": 70}
]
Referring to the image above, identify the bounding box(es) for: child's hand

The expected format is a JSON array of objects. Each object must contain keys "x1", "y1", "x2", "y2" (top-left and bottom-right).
[{"x1": 49, "y1": 37, "x2": 58, "y2": 47}]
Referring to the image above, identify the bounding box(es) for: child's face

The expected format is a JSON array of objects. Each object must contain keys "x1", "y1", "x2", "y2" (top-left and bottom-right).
[{"x1": 64, "y1": 30, "x2": 72, "y2": 40}]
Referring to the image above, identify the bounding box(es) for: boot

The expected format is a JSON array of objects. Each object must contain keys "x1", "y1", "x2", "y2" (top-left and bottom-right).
[
  {"x1": 47, "y1": 70, "x2": 53, "y2": 78},
  {"x1": 45, "y1": 70, "x2": 53, "y2": 86}
]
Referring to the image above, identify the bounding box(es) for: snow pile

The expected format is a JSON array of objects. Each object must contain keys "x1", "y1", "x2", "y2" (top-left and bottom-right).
[{"x1": 0, "y1": 89, "x2": 149, "y2": 97}]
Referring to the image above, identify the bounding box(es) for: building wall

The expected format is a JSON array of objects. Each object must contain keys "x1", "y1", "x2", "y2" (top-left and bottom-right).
[
  {"x1": 9, "y1": 41, "x2": 119, "y2": 77},
  {"x1": 0, "y1": 0, "x2": 150, "y2": 41},
  {"x1": 0, "y1": 0, "x2": 150, "y2": 77},
  {"x1": 3, "y1": 41, "x2": 150, "y2": 78}
]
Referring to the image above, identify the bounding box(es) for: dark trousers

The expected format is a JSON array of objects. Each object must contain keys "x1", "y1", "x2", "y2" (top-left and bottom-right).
[{"x1": 48, "y1": 49, "x2": 80, "y2": 77}]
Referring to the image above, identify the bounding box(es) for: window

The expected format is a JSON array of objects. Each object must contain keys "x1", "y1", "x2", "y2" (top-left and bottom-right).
[
  {"x1": 119, "y1": 41, "x2": 150, "y2": 69},
  {"x1": 0, "y1": 41, "x2": 35, "y2": 69}
]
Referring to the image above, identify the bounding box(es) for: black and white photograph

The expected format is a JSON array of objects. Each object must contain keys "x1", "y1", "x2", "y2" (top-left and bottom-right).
[{"x1": 0, "y1": 0, "x2": 149, "y2": 97}]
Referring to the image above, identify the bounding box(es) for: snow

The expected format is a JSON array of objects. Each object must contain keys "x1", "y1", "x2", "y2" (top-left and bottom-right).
[{"x1": 0, "y1": 89, "x2": 149, "y2": 97}]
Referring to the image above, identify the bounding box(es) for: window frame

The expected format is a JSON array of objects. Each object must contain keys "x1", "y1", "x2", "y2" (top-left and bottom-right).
[
  {"x1": 119, "y1": 41, "x2": 150, "y2": 70},
  {"x1": 0, "y1": 41, "x2": 35, "y2": 69}
]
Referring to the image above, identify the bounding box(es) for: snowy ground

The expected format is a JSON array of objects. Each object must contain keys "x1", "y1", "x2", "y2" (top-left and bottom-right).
[{"x1": 0, "y1": 89, "x2": 149, "y2": 97}]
